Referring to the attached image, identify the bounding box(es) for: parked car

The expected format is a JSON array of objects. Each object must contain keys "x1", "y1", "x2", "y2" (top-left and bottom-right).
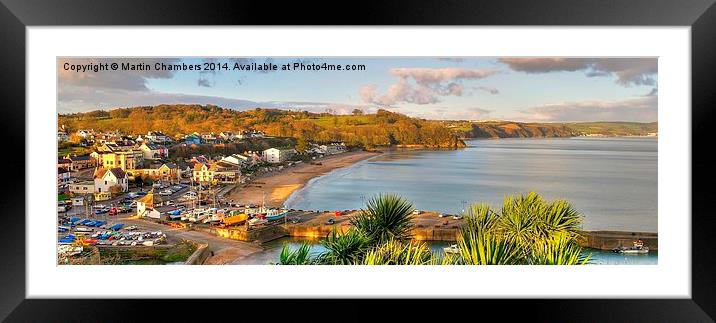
[
  {"x1": 159, "y1": 189, "x2": 173, "y2": 196},
  {"x1": 452, "y1": 215, "x2": 463, "y2": 220},
  {"x1": 412, "y1": 210, "x2": 421, "y2": 215},
  {"x1": 438, "y1": 213, "x2": 446, "y2": 218},
  {"x1": 325, "y1": 218, "x2": 335, "y2": 225}
]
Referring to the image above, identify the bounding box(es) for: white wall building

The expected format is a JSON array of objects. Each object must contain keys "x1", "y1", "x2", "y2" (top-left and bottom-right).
[
  {"x1": 262, "y1": 148, "x2": 295, "y2": 164},
  {"x1": 57, "y1": 167, "x2": 71, "y2": 186},
  {"x1": 93, "y1": 167, "x2": 128, "y2": 195},
  {"x1": 220, "y1": 154, "x2": 249, "y2": 166}
]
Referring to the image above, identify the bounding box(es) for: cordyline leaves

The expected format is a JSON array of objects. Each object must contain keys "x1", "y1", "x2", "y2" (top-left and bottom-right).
[
  {"x1": 277, "y1": 192, "x2": 590, "y2": 266},
  {"x1": 350, "y1": 193, "x2": 415, "y2": 244},
  {"x1": 320, "y1": 229, "x2": 371, "y2": 265},
  {"x1": 363, "y1": 239, "x2": 434, "y2": 265},
  {"x1": 276, "y1": 242, "x2": 316, "y2": 265}
]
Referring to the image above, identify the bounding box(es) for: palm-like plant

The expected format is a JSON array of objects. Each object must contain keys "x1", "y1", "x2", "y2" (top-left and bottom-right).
[
  {"x1": 363, "y1": 239, "x2": 434, "y2": 265},
  {"x1": 456, "y1": 227, "x2": 521, "y2": 265},
  {"x1": 497, "y1": 192, "x2": 543, "y2": 247},
  {"x1": 530, "y1": 232, "x2": 591, "y2": 265},
  {"x1": 351, "y1": 194, "x2": 415, "y2": 244},
  {"x1": 535, "y1": 199, "x2": 583, "y2": 241},
  {"x1": 276, "y1": 243, "x2": 316, "y2": 265},
  {"x1": 320, "y1": 229, "x2": 371, "y2": 265},
  {"x1": 463, "y1": 203, "x2": 498, "y2": 233}
]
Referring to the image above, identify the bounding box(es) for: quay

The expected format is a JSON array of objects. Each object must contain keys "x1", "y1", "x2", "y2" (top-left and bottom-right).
[{"x1": 144, "y1": 209, "x2": 658, "y2": 252}]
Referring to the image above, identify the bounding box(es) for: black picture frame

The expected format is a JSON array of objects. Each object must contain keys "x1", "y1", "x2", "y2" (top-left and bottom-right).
[{"x1": 1, "y1": 0, "x2": 714, "y2": 321}]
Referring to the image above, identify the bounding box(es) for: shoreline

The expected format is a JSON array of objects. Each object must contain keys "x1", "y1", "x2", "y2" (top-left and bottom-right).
[{"x1": 225, "y1": 150, "x2": 380, "y2": 208}]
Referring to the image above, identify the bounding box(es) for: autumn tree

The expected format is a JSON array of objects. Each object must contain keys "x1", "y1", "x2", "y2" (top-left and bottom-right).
[{"x1": 296, "y1": 137, "x2": 310, "y2": 153}]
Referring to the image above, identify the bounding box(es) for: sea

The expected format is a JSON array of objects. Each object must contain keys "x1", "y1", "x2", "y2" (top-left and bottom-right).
[{"x1": 286, "y1": 137, "x2": 658, "y2": 232}]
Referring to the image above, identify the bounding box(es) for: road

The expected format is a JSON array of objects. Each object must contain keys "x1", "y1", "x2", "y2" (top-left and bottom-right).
[{"x1": 119, "y1": 218, "x2": 263, "y2": 265}]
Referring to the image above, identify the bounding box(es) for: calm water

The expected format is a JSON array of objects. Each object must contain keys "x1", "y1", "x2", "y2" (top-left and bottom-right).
[
  {"x1": 286, "y1": 137, "x2": 657, "y2": 232},
  {"x1": 234, "y1": 237, "x2": 658, "y2": 265}
]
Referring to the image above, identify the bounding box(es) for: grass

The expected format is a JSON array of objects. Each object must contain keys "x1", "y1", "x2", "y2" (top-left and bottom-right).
[{"x1": 161, "y1": 241, "x2": 197, "y2": 262}]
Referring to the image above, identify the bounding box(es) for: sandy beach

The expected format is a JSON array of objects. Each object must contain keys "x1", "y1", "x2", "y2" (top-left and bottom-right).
[{"x1": 226, "y1": 150, "x2": 379, "y2": 207}]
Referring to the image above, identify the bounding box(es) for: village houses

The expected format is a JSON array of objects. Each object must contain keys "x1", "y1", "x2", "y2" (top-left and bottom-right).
[
  {"x1": 145, "y1": 131, "x2": 172, "y2": 143},
  {"x1": 139, "y1": 142, "x2": 169, "y2": 160},
  {"x1": 127, "y1": 163, "x2": 182, "y2": 183},
  {"x1": 57, "y1": 167, "x2": 71, "y2": 186},
  {"x1": 219, "y1": 131, "x2": 236, "y2": 141},
  {"x1": 66, "y1": 155, "x2": 97, "y2": 170}
]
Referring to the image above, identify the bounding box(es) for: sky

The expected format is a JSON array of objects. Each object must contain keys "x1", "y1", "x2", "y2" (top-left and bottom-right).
[{"x1": 57, "y1": 57, "x2": 658, "y2": 122}]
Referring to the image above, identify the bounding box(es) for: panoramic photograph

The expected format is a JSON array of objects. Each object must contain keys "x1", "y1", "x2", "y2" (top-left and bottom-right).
[{"x1": 56, "y1": 57, "x2": 657, "y2": 265}]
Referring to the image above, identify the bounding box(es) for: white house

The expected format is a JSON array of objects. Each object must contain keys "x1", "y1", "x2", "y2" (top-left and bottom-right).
[
  {"x1": 220, "y1": 132, "x2": 236, "y2": 141},
  {"x1": 93, "y1": 167, "x2": 128, "y2": 197},
  {"x1": 220, "y1": 154, "x2": 249, "y2": 166},
  {"x1": 146, "y1": 131, "x2": 171, "y2": 143},
  {"x1": 262, "y1": 148, "x2": 295, "y2": 164},
  {"x1": 57, "y1": 131, "x2": 69, "y2": 142},
  {"x1": 137, "y1": 191, "x2": 162, "y2": 219},
  {"x1": 76, "y1": 129, "x2": 95, "y2": 138},
  {"x1": 57, "y1": 167, "x2": 71, "y2": 186},
  {"x1": 139, "y1": 142, "x2": 169, "y2": 160}
]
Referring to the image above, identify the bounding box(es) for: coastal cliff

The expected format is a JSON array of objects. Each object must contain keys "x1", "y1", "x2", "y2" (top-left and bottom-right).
[
  {"x1": 453, "y1": 121, "x2": 658, "y2": 139},
  {"x1": 464, "y1": 121, "x2": 575, "y2": 139}
]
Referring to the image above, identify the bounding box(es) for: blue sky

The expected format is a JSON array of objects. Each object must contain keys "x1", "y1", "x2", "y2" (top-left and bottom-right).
[{"x1": 57, "y1": 57, "x2": 657, "y2": 122}]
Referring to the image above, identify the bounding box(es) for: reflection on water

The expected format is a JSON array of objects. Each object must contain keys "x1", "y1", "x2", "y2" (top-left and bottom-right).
[
  {"x1": 233, "y1": 237, "x2": 657, "y2": 265},
  {"x1": 287, "y1": 137, "x2": 657, "y2": 232}
]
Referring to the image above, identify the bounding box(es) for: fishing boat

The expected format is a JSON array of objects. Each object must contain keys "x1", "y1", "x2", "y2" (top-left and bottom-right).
[
  {"x1": 613, "y1": 239, "x2": 649, "y2": 254},
  {"x1": 248, "y1": 217, "x2": 268, "y2": 226},
  {"x1": 265, "y1": 208, "x2": 288, "y2": 221},
  {"x1": 443, "y1": 244, "x2": 460, "y2": 254},
  {"x1": 221, "y1": 210, "x2": 248, "y2": 226},
  {"x1": 188, "y1": 211, "x2": 207, "y2": 223}
]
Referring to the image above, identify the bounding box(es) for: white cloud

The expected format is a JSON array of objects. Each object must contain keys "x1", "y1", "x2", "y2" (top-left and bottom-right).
[{"x1": 360, "y1": 67, "x2": 498, "y2": 106}]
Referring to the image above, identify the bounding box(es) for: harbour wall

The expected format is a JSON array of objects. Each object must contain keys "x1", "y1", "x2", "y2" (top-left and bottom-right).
[
  {"x1": 280, "y1": 225, "x2": 658, "y2": 251},
  {"x1": 184, "y1": 243, "x2": 210, "y2": 265},
  {"x1": 578, "y1": 230, "x2": 658, "y2": 251},
  {"x1": 181, "y1": 220, "x2": 658, "y2": 251},
  {"x1": 194, "y1": 225, "x2": 288, "y2": 243}
]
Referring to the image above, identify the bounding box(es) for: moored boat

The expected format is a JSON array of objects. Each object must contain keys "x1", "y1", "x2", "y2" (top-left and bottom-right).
[
  {"x1": 613, "y1": 239, "x2": 649, "y2": 254},
  {"x1": 265, "y1": 208, "x2": 288, "y2": 221},
  {"x1": 248, "y1": 217, "x2": 268, "y2": 226},
  {"x1": 443, "y1": 244, "x2": 460, "y2": 254}
]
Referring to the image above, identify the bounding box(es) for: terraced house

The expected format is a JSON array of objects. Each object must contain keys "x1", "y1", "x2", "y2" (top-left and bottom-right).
[
  {"x1": 100, "y1": 150, "x2": 144, "y2": 171},
  {"x1": 126, "y1": 163, "x2": 182, "y2": 183},
  {"x1": 192, "y1": 161, "x2": 240, "y2": 185},
  {"x1": 139, "y1": 142, "x2": 169, "y2": 160}
]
